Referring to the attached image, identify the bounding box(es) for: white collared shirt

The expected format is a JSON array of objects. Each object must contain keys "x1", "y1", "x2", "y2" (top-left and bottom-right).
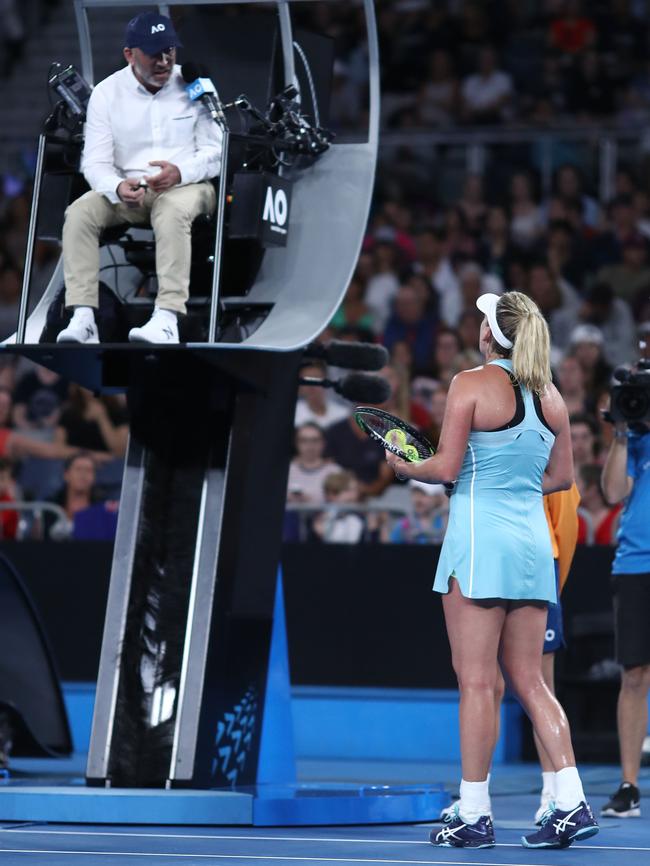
[{"x1": 81, "y1": 64, "x2": 223, "y2": 203}]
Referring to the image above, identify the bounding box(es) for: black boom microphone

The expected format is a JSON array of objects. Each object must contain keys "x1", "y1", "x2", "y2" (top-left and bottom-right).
[
  {"x1": 336, "y1": 373, "x2": 391, "y2": 404},
  {"x1": 299, "y1": 373, "x2": 391, "y2": 405},
  {"x1": 304, "y1": 340, "x2": 389, "y2": 372}
]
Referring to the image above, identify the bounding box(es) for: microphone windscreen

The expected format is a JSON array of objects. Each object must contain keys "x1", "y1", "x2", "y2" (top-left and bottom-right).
[
  {"x1": 305, "y1": 340, "x2": 389, "y2": 372},
  {"x1": 181, "y1": 62, "x2": 201, "y2": 83},
  {"x1": 336, "y1": 372, "x2": 391, "y2": 405}
]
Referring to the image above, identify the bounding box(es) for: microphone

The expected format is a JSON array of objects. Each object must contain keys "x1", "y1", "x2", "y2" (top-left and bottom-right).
[
  {"x1": 181, "y1": 62, "x2": 226, "y2": 125},
  {"x1": 299, "y1": 373, "x2": 391, "y2": 405},
  {"x1": 336, "y1": 373, "x2": 391, "y2": 404},
  {"x1": 304, "y1": 340, "x2": 389, "y2": 372}
]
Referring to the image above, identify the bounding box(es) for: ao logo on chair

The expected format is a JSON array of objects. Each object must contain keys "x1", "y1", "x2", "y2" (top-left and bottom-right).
[{"x1": 262, "y1": 186, "x2": 288, "y2": 235}]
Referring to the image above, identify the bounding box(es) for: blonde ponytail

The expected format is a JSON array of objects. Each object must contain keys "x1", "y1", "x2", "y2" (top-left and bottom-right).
[{"x1": 493, "y1": 292, "x2": 551, "y2": 395}]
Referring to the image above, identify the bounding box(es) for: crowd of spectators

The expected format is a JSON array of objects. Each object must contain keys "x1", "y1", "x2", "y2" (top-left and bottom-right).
[
  {"x1": 288, "y1": 163, "x2": 649, "y2": 545},
  {"x1": 322, "y1": 0, "x2": 650, "y2": 132},
  {"x1": 0, "y1": 0, "x2": 62, "y2": 79},
  {"x1": 0, "y1": 355, "x2": 125, "y2": 540}
]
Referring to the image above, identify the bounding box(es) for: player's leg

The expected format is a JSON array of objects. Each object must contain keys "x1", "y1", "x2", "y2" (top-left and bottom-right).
[
  {"x1": 532, "y1": 651, "x2": 556, "y2": 822},
  {"x1": 443, "y1": 578, "x2": 505, "y2": 783},
  {"x1": 499, "y1": 602, "x2": 598, "y2": 848},
  {"x1": 500, "y1": 602, "x2": 573, "y2": 768},
  {"x1": 431, "y1": 579, "x2": 504, "y2": 848}
]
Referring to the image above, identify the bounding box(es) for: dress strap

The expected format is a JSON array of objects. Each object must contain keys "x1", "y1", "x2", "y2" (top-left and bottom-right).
[{"x1": 487, "y1": 358, "x2": 513, "y2": 373}]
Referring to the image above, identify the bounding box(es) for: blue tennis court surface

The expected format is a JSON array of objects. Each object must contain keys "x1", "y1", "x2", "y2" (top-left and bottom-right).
[{"x1": 0, "y1": 762, "x2": 648, "y2": 865}]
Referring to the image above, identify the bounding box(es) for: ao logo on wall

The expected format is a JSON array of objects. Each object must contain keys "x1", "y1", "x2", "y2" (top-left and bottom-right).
[
  {"x1": 262, "y1": 186, "x2": 289, "y2": 236},
  {"x1": 228, "y1": 172, "x2": 292, "y2": 248}
]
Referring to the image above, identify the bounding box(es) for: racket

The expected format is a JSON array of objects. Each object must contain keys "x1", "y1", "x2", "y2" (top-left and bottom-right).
[{"x1": 354, "y1": 407, "x2": 435, "y2": 463}]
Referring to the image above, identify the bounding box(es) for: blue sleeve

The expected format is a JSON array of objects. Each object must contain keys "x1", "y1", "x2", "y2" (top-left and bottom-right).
[{"x1": 627, "y1": 436, "x2": 640, "y2": 479}]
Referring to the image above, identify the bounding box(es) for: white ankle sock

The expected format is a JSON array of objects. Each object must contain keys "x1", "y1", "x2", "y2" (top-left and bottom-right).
[
  {"x1": 154, "y1": 307, "x2": 177, "y2": 322},
  {"x1": 541, "y1": 771, "x2": 555, "y2": 799},
  {"x1": 555, "y1": 766, "x2": 585, "y2": 811},
  {"x1": 73, "y1": 306, "x2": 94, "y2": 319},
  {"x1": 458, "y1": 777, "x2": 491, "y2": 823}
]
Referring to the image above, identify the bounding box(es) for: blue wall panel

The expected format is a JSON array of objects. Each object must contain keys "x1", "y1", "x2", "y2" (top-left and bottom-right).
[{"x1": 63, "y1": 683, "x2": 523, "y2": 764}]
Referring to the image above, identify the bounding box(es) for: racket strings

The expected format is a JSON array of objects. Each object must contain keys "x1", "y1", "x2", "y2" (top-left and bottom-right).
[{"x1": 357, "y1": 411, "x2": 431, "y2": 462}]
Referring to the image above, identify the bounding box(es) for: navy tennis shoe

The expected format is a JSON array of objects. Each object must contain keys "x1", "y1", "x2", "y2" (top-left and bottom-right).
[
  {"x1": 430, "y1": 809, "x2": 495, "y2": 848},
  {"x1": 522, "y1": 801, "x2": 599, "y2": 849}
]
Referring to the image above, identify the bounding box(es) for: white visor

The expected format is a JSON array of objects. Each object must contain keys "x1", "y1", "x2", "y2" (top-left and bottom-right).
[{"x1": 476, "y1": 292, "x2": 513, "y2": 350}]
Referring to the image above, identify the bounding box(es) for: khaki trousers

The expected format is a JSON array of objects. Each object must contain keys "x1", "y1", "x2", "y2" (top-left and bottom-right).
[{"x1": 62, "y1": 181, "x2": 217, "y2": 314}]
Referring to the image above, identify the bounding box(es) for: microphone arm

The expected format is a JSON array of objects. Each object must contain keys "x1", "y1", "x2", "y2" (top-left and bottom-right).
[
  {"x1": 299, "y1": 376, "x2": 337, "y2": 389},
  {"x1": 299, "y1": 373, "x2": 391, "y2": 405},
  {"x1": 212, "y1": 92, "x2": 229, "y2": 131}
]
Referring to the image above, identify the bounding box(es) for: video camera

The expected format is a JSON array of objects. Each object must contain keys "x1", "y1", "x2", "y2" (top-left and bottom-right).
[
  {"x1": 45, "y1": 63, "x2": 93, "y2": 137},
  {"x1": 233, "y1": 85, "x2": 334, "y2": 157},
  {"x1": 610, "y1": 340, "x2": 650, "y2": 427}
]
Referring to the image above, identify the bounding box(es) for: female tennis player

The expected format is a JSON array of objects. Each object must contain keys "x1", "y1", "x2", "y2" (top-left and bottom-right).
[{"x1": 385, "y1": 291, "x2": 598, "y2": 850}]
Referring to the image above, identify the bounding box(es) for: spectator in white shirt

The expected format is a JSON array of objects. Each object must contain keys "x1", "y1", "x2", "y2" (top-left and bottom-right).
[
  {"x1": 461, "y1": 46, "x2": 513, "y2": 125},
  {"x1": 294, "y1": 361, "x2": 349, "y2": 430},
  {"x1": 311, "y1": 471, "x2": 365, "y2": 544},
  {"x1": 57, "y1": 12, "x2": 222, "y2": 346},
  {"x1": 287, "y1": 422, "x2": 342, "y2": 505}
]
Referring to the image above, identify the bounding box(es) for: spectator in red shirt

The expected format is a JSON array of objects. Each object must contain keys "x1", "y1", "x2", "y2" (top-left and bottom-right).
[
  {"x1": 0, "y1": 457, "x2": 17, "y2": 539},
  {"x1": 577, "y1": 463, "x2": 623, "y2": 545},
  {"x1": 549, "y1": 2, "x2": 596, "y2": 57}
]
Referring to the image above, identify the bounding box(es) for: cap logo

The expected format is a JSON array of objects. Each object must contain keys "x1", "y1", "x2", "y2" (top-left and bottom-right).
[{"x1": 151, "y1": 23, "x2": 166, "y2": 33}]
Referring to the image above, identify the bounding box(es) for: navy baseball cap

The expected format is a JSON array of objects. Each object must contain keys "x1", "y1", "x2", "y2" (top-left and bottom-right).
[{"x1": 124, "y1": 12, "x2": 182, "y2": 55}]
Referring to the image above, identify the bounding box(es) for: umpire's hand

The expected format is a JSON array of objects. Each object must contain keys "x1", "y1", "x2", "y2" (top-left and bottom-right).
[
  {"x1": 144, "y1": 161, "x2": 182, "y2": 192},
  {"x1": 117, "y1": 179, "x2": 146, "y2": 207}
]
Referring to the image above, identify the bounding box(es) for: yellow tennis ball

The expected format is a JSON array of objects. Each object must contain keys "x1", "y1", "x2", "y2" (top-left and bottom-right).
[
  {"x1": 404, "y1": 444, "x2": 420, "y2": 462},
  {"x1": 386, "y1": 428, "x2": 407, "y2": 449}
]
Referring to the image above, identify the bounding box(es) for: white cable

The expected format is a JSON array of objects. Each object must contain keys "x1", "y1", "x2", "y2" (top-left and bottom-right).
[{"x1": 292, "y1": 39, "x2": 320, "y2": 128}]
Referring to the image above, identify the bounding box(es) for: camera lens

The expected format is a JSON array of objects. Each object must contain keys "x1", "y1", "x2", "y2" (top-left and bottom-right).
[{"x1": 615, "y1": 386, "x2": 650, "y2": 422}]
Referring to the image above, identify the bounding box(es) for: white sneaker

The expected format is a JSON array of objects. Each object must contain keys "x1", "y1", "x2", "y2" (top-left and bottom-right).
[
  {"x1": 534, "y1": 791, "x2": 555, "y2": 825},
  {"x1": 128, "y1": 309, "x2": 179, "y2": 344},
  {"x1": 56, "y1": 310, "x2": 99, "y2": 344}
]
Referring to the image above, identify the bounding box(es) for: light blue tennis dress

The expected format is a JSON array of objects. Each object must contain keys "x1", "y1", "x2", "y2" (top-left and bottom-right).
[{"x1": 433, "y1": 359, "x2": 557, "y2": 603}]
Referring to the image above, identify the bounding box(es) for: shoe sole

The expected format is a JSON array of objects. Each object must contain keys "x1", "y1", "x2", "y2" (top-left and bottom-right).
[
  {"x1": 521, "y1": 825, "x2": 599, "y2": 849},
  {"x1": 128, "y1": 335, "x2": 179, "y2": 344},
  {"x1": 521, "y1": 837, "x2": 571, "y2": 849},
  {"x1": 601, "y1": 807, "x2": 640, "y2": 818},
  {"x1": 435, "y1": 842, "x2": 495, "y2": 849}
]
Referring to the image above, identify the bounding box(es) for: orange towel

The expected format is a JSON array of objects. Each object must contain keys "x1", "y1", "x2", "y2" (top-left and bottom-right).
[{"x1": 544, "y1": 483, "x2": 580, "y2": 593}]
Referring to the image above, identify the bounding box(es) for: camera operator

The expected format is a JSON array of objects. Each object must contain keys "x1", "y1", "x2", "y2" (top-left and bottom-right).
[
  {"x1": 57, "y1": 11, "x2": 222, "y2": 345},
  {"x1": 600, "y1": 360, "x2": 650, "y2": 818}
]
